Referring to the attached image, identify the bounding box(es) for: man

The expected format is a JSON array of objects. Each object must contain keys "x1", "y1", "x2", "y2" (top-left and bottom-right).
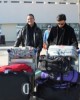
[
  {"x1": 43, "y1": 25, "x2": 52, "y2": 44},
  {"x1": 47, "y1": 14, "x2": 78, "y2": 49},
  {"x1": 43, "y1": 25, "x2": 52, "y2": 49},
  {"x1": 14, "y1": 14, "x2": 43, "y2": 53}
]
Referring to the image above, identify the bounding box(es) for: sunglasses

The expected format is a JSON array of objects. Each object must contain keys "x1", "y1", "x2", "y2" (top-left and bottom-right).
[{"x1": 57, "y1": 23, "x2": 65, "y2": 26}]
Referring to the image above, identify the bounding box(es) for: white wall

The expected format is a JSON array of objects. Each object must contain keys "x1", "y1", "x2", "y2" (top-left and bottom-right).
[
  {"x1": 0, "y1": 0, "x2": 79, "y2": 41},
  {"x1": 0, "y1": 2, "x2": 79, "y2": 23},
  {"x1": 2, "y1": 24, "x2": 17, "y2": 41}
]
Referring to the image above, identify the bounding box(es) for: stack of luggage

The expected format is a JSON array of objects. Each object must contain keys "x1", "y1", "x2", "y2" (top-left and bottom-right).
[
  {"x1": 0, "y1": 45, "x2": 80, "y2": 100},
  {"x1": 0, "y1": 46, "x2": 37, "y2": 100},
  {"x1": 36, "y1": 45, "x2": 80, "y2": 100}
]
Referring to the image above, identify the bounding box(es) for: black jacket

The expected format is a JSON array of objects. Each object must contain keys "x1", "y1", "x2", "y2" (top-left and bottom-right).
[
  {"x1": 47, "y1": 23, "x2": 78, "y2": 49},
  {"x1": 14, "y1": 23, "x2": 43, "y2": 52}
]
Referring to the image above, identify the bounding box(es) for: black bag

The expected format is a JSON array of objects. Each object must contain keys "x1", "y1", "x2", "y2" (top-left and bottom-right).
[
  {"x1": 36, "y1": 81, "x2": 80, "y2": 100},
  {"x1": 0, "y1": 35, "x2": 5, "y2": 44},
  {"x1": 0, "y1": 71, "x2": 34, "y2": 100},
  {"x1": 36, "y1": 74, "x2": 80, "y2": 100},
  {"x1": 39, "y1": 56, "x2": 72, "y2": 74}
]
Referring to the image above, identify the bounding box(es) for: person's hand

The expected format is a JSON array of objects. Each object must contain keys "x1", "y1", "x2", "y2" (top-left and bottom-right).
[{"x1": 43, "y1": 43, "x2": 47, "y2": 49}]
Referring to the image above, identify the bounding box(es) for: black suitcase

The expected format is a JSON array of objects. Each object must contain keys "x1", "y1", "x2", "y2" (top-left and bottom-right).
[
  {"x1": 0, "y1": 35, "x2": 5, "y2": 44},
  {"x1": 36, "y1": 74, "x2": 80, "y2": 100},
  {"x1": 0, "y1": 71, "x2": 34, "y2": 100},
  {"x1": 36, "y1": 84, "x2": 80, "y2": 100}
]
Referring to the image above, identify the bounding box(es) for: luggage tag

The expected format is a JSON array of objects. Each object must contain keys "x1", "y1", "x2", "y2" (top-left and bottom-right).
[
  {"x1": 4, "y1": 69, "x2": 17, "y2": 74},
  {"x1": 4, "y1": 69, "x2": 10, "y2": 74}
]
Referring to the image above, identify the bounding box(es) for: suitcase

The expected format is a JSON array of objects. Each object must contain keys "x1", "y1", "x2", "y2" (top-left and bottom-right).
[
  {"x1": 48, "y1": 45, "x2": 78, "y2": 60},
  {"x1": 0, "y1": 71, "x2": 34, "y2": 100},
  {"x1": 36, "y1": 78, "x2": 80, "y2": 100}
]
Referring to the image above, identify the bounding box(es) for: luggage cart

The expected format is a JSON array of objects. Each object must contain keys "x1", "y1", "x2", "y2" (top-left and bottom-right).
[
  {"x1": 8, "y1": 46, "x2": 37, "y2": 71},
  {"x1": 36, "y1": 45, "x2": 80, "y2": 100},
  {"x1": 0, "y1": 46, "x2": 38, "y2": 100}
]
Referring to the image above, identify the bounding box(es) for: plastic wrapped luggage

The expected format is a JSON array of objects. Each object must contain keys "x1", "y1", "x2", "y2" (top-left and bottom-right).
[
  {"x1": 48, "y1": 45, "x2": 78, "y2": 60},
  {"x1": 8, "y1": 46, "x2": 37, "y2": 71}
]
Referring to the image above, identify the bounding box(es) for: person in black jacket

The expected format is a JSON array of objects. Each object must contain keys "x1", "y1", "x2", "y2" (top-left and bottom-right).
[
  {"x1": 47, "y1": 14, "x2": 78, "y2": 49},
  {"x1": 14, "y1": 14, "x2": 43, "y2": 53}
]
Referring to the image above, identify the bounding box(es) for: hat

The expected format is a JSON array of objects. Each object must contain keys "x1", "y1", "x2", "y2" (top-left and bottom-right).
[{"x1": 48, "y1": 25, "x2": 52, "y2": 28}]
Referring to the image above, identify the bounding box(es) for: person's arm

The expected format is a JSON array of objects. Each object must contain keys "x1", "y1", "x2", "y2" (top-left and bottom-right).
[
  {"x1": 43, "y1": 31, "x2": 46, "y2": 43},
  {"x1": 37, "y1": 29, "x2": 43, "y2": 53},
  {"x1": 43, "y1": 31, "x2": 47, "y2": 49},
  {"x1": 14, "y1": 28, "x2": 25, "y2": 47},
  {"x1": 14, "y1": 30, "x2": 22, "y2": 47},
  {"x1": 70, "y1": 28, "x2": 78, "y2": 49},
  {"x1": 47, "y1": 27, "x2": 54, "y2": 47}
]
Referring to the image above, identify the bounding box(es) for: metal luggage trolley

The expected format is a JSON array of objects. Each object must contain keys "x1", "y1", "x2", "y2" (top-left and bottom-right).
[
  {"x1": 47, "y1": 45, "x2": 78, "y2": 71},
  {"x1": 0, "y1": 46, "x2": 37, "y2": 100},
  {"x1": 0, "y1": 47, "x2": 13, "y2": 66},
  {"x1": 8, "y1": 46, "x2": 37, "y2": 71},
  {"x1": 36, "y1": 45, "x2": 80, "y2": 100}
]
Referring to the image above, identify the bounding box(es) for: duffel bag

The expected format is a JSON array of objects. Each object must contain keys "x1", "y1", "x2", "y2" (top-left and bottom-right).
[
  {"x1": 0, "y1": 63, "x2": 34, "y2": 100},
  {"x1": 36, "y1": 74, "x2": 80, "y2": 100}
]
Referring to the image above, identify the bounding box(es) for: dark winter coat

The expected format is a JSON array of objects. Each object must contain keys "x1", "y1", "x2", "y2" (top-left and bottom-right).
[
  {"x1": 14, "y1": 23, "x2": 43, "y2": 52},
  {"x1": 47, "y1": 23, "x2": 78, "y2": 49}
]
